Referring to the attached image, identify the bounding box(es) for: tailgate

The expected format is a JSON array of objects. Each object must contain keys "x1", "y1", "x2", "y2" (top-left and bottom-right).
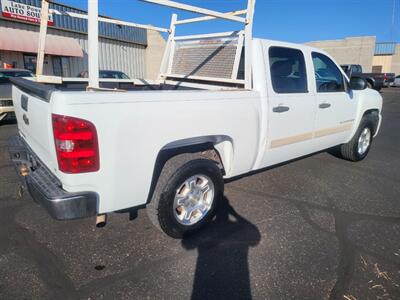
[{"x1": 10, "y1": 78, "x2": 57, "y2": 172}]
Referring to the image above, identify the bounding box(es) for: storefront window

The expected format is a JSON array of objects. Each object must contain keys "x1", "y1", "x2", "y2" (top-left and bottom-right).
[{"x1": 23, "y1": 55, "x2": 37, "y2": 73}]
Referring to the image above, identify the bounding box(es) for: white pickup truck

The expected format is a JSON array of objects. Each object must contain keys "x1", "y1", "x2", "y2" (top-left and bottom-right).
[{"x1": 8, "y1": 37, "x2": 382, "y2": 238}]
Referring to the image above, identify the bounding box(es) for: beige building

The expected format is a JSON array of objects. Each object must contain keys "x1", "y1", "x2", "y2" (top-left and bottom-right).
[
  {"x1": 306, "y1": 36, "x2": 399, "y2": 76},
  {"x1": 306, "y1": 36, "x2": 376, "y2": 72},
  {"x1": 372, "y1": 44, "x2": 400, "y2": 75},
  {"x1": 146, "y1": 30, "x2": 167, "y2": 79}
]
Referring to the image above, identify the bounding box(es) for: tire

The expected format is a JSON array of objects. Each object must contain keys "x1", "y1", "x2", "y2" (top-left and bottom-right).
[
  {"x1": 338, "y1": 115, "x2": 375, "y2": 162},
  {"x1": 147, "y1": 153, "x2": 224, "y2": 239}
]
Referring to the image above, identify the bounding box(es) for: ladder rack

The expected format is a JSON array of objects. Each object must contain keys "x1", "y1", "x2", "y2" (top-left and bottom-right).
[
  {"x1": 143, "y1": 0, "x2": 256, "y2": 89},
  {"x1": 35, "y1": 0, "x2": 256, "y2": 90}
]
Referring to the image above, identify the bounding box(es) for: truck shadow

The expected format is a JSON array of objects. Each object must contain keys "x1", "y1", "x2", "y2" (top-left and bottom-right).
[
  {"x1": 231, "y1": 185, "x2": 400, "y2": 300},
  {"x1": 182, "y1": 197, "x2": 261, "y2": 300},
  {"x1": 295, "y1": 196, "x2": 400, "y2": 300}
]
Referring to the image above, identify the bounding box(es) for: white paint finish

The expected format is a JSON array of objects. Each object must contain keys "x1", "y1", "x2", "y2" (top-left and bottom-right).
[
  {"x1": 88, "y1": 0, "x2": 99, "y2": 89},
  {"x1": 36, "y1": 0, "x2": 49, "y2": 76},
  {"x1": 141, "y1": 0, "x2": 246, "y2": 23},
  {"x1": 173, "y1": 31, "x2": 241, "y2": 41},
  {"x1": 259, "y1": 40, "x2": 317, "y2": 167},
  {"x1": 175, "y1": 10, "x2": 247, "y2": 25},
  {"x1": 310, "y1": 51, "x2": 359, "y2": 151},
  {"x1": 50, "y1": 89, "x2": 260, "y2": 213},
  {"x1": 12, "y1": 38, "x2": 383, "y2": 215},
  {"x1": 244, "y1": 0, "x2": 255, "y2": 90},
  {"x1": 12, "y1": 86, "x2": 57, "y2": 173}
]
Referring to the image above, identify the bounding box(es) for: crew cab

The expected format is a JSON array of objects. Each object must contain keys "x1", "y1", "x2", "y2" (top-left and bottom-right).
[{"x1": 8, "y1": 37, "x2": 383, "y2": 238}]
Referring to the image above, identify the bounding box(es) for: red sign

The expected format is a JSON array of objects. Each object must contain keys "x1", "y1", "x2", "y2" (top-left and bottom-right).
[
  {"x1": 3, "y1": 62, "x2": 13, "y2": 69},
  {"x1": 1, "y1": 0, "x2": 54, "y2": 26}
]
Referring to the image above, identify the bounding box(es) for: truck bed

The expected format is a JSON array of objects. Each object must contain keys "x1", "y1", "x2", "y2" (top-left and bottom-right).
[{"x1": 10, "y1": 77, "x2": 260, "y2": 213}]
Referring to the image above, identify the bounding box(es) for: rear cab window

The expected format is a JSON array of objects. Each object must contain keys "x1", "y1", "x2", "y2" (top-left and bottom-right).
[{"x1": 269, "y1": 47, "x2": 308, "y2": 94}]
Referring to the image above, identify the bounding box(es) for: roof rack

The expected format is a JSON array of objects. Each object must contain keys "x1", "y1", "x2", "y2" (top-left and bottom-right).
[{"x1": 35, "y1": 0, "x2": 256, "y2": 90}]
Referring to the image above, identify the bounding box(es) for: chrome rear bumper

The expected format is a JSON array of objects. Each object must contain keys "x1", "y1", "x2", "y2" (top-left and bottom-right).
[{"x1": 8, "y1": 134, "x2": 98, "y2": 220}]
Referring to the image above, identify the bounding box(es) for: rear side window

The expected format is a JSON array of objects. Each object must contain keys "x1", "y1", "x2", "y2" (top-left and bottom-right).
[
  {"x1": 269, "y1": 47, "x2": 308, "y2": 94},
  {"x1": 312, "y1": 52, "x2": 345, "y2": 93}
]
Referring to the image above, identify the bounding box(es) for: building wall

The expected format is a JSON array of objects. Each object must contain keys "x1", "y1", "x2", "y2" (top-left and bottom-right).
[
  {"x1": 306, "y1": 36, "x2": 376, "y2": 72},
  {"x1": 1, "y1": 0, "x2": 147, "y2": 45},
  {"x1": 0, "y1": 19, "x2": 146, "y2": 78},
  {"x1": 372, "y1": 55, "x2": 393, "y2": 73},
  {"x1": 145, "y1": 30, "x2": 166, "y2": 79},
  {"x1": 391, "y1": 45, "x2": 400, "y2": 75}
]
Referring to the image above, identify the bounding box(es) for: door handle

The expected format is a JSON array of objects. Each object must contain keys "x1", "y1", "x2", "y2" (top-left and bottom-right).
[
  {"x1": 273, "y1": 106, "x2": 290, "y2": 113},
  {"x1": 319, "y1": 103, "x2": 331, "y2": 109}
]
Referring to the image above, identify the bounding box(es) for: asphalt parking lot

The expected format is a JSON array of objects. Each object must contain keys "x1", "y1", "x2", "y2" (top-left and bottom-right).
[{"x1": 0, "y1": 89, "x2": 399, "y2": 300}]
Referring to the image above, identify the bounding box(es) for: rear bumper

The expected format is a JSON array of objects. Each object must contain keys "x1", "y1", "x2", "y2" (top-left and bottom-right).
[{"x1": 8, "y1": 134, "x2": 98, "y2": 220}]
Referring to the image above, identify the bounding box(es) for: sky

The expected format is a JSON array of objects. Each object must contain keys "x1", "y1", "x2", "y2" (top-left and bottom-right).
[{"x1": 58, "y1": 0, "x2": 400, "y2": 43}]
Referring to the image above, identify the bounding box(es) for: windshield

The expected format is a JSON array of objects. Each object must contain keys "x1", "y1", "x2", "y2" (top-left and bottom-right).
[{"x1": 0, "y1": 71, "x2": 33, "y2": 78}]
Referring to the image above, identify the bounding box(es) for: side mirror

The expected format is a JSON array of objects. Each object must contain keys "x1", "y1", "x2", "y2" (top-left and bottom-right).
[{"x1": 349, "y1": 77, "x2": 367, "y2": 90}]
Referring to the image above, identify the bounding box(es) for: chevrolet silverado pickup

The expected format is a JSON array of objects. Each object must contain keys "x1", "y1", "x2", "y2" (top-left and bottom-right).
[{"x1": 8, "y1": 38, "x2": 383, "y2": 238}]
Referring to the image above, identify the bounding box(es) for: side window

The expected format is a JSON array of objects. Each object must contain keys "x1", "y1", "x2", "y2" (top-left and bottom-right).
[
  {"x1": 312, "y1": 52, "x2": 345, "y2": 93},
  {"x1": 351, "y1": 65, "x2": 358, "y2": 74},
  {"x1": 269, "y1": 47, "x2": 308, "y2": 94}
]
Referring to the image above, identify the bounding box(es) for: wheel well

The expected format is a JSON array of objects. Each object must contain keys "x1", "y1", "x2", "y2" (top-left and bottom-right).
[
  {"x1": 365, "y1": 78, "x2": 374, "y2": 86},
  {"x1": 146, "y1": 139, "x2": 232, "y2": 204},
  {"x1": 362, "y1": 109, "x2": 380, "y2": 134}
]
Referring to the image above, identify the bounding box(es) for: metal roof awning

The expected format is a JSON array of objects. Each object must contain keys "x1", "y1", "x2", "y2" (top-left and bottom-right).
[{"x1": 0, "y1": 27, "x2": 83, "y2": 57}]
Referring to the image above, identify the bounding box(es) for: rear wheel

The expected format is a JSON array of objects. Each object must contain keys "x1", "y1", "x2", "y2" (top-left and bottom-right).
[
  {"x1": 338, "y1": 115, "x2": 375, "y2": 162},
  {"x1": 147, "y1": 154, "x2": 224, "y2": 238}
]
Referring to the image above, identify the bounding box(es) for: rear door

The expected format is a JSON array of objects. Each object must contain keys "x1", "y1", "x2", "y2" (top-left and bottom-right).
[
  {"x1": 261, "y1": 44, "x2": 317, "y2": 167},
  {"x1": 311, "y1": 52, "x2": 358, "y2": 151}
]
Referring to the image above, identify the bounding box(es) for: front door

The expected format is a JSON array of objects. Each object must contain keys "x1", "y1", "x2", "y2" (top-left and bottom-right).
[
  {"x1": 261, "y1": 45, "x2": 317, "y2": 167},
  {"x1": 311, "y1": 52, "x2": 358, "y2": 151}
]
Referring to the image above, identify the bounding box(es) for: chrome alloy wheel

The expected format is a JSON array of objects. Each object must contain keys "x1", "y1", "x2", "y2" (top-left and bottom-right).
[
  {"x1": 173, "y1": 174, "x2": 215, "y2": 226},
  {"x1": 358, "y1": 127, "x2": 371, "y2": 155}
]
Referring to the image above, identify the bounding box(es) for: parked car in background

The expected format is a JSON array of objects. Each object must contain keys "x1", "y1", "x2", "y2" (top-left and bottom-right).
[
  {"x1": 77, "y1": 70, "x2": 130, "y2": 79},
  {"x1": 341, "y1": 64, "x2": 395, "y2": 91},
  {"x1": 393, "y1": 75, "x2": 400, "y2": 87},
  {"x1": 0, "y1": 69, "x2": 33, "y2": 122}
]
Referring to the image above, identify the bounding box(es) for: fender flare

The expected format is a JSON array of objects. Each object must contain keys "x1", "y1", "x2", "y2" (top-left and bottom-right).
[{"x1": 146, "y1": 135, "x2": 234, "y2": 204}]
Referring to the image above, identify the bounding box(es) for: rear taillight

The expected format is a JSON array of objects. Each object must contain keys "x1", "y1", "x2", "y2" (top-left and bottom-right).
[
  {"x1": 52, "y1": 114, "x2": 99, "y2": 174},
  {"x1": 384, "y1": 73, "x2": 388, "y2": 81}
]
